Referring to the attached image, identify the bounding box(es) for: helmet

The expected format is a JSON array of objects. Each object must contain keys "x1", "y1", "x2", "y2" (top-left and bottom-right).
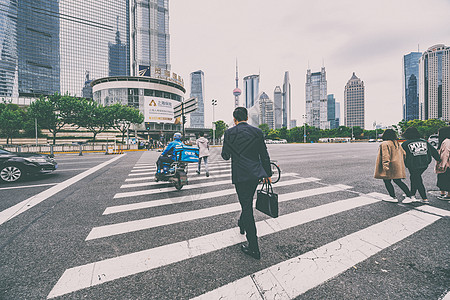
[{"x1": 173, "y1": 132, "x2": 182, "y2": 140}]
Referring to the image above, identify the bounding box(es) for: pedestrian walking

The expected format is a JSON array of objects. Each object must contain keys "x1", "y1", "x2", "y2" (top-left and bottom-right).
[
  {"x1": 435, "y1": 126, "x2": 450, "y2": 200},
  {"x1": 401, "y1": 127, "x2": 440, "y2": 203},
  {"x1": 374, "y1": 129, "x2": 413, "y2": 203},
  {"x1": 196, "y1": 133, "x2": 210, "y2": 177},
  {"x1": 221, "y1": 107, "x2": 272, "y2": 259}
]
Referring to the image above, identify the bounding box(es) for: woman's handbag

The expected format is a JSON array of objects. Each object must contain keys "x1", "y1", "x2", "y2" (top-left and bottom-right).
[{"x1": 256, "y1": 181, "x2": 279, "y2": 218}]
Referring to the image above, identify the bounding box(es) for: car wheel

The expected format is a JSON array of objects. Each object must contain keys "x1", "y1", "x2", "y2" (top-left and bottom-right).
[{"x1": 0, "y1": 165, "x2": 23, "y2": 183}]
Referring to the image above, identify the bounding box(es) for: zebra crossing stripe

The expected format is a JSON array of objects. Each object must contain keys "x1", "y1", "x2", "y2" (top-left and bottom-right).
[
  {"x1": 47, "y1": 194, "x2": 378, "y2": 298},
  {"x1": 192, "y1": 208, "x2": 443, "y2": 300},
  {"x1": 120, "y1": 172, "x2": 298, "y2": 189},
  {"x1": 105, "y1": 178, "x2": 317, "y2": 213},
  {"x1": 86, "y1": 184, "x2": 352, "y2": 240},
  {"x1": 125, "y1": 170, "x2": 229, "y2": 182},
  {"x1": 128, "y1": 166, "x2": 231, "y2": 176},
  {"x1": 130, "y1": 165, "x2": 231, "y2": 173}
]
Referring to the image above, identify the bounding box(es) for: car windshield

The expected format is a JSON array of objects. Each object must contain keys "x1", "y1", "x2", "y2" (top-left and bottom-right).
[{"x1": 0, "y1": 148, "x2": 12, "y2": 154}]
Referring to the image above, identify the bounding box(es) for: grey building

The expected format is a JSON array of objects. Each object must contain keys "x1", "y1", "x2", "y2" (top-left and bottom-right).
[
  {"x1": 335, "y1": 102, "x2": 341, "y2": 127},
  {"x1": 189, "y1": 70, "x2": 205, "y2": 128},
  {"x1": 403, "y1": 52, "x2": 422, "y2": 121},
  {"x1": 259, "y1": 92, "x2": 274, "y2": 129},
  {"x1": 282, "y1": 71, "x2": 291, "y2": 128},
  {"x1": 419, "y1": 44, "x2": 450, "y2": 121},
  {"x1": 344, "y1": 72, "x2": 365, "y2": 129},
  {"x1": 109, "y1": 17, "x2": 128, "y2": 77},
  {"x1": 273, "y1": 86, "x2": 283, "y2": 129},
  {"x1": 244, "y1": 74, "x2": 259, "y2": 108},
  {"x1": 305, "y1": 67, "x2": 328, "y2": 129},
  {"x1": 327, "y1": 94, "x2": 337, "y2": 129}
]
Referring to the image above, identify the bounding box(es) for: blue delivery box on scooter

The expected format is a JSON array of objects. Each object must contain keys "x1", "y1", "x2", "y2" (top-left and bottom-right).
[{"x1": 174, "y1": 146, "x2": 199, "y2": 163}]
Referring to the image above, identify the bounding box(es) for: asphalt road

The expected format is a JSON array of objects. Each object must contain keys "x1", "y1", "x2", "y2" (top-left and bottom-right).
[{"x1": 0, "y1": 144, "x2": 448, "y2": 300}]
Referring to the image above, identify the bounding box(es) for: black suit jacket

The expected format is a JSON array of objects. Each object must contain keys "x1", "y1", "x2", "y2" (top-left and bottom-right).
[{"x1": 221, "y1": 122, "x2": 272, "y2": 184}]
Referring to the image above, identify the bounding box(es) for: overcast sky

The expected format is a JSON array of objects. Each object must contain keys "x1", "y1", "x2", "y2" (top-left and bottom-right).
[{"x1": 170, "y1": 0, "x2": 450, "y2": 129}]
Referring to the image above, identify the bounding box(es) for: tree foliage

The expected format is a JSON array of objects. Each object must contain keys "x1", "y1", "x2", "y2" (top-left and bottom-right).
[
  {"x1": 109, "y1": 103, "x2": 144, "y2": 143},
  {"x1": 210, "y1": 120, "x2": 228, "y2": 142},
  {"x1": 0, "y1": 104, "x2": 23, "y2": 144}
]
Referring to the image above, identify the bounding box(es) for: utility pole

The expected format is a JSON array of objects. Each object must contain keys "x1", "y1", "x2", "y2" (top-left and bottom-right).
[
  {"x1": 302, "y1": 114, "x2": 307, "y2": 143},
  {"x1": 212, "y1": 99, "x2": 217, "y2": 145}
]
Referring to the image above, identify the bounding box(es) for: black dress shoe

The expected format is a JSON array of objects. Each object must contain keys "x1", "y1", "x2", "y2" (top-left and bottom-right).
[{"x1": 240, "y1": 245, "x2": 261, "y2": 260}]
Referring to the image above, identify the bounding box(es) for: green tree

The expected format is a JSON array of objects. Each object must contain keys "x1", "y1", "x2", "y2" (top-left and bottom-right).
[
  {"x1": 77, "y1": 100, "x2": 113, "y2": 142},
  {"x1": 110, "y1": 103, "x2": 144, "y2": 143},
  {"x1": 28, "y1": 94, "x2": 81, "y2": 144},
  {"x1": 258, "y1": 124, "x2": 270, "y2": 137},
  {"x1": 0, "y1": 106, "x2": 23, "y2": 144},
  {"x1": 211, "y1": 120, "x2": 228, "y2": 143},
  {"x1": 267, "y1": 129, "x2": 280, "y2": 140}
]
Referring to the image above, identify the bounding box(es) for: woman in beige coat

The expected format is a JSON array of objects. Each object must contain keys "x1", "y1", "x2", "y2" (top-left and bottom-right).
[{"x1": 374, "y1": 129, "x2": 412, "y2": 203}]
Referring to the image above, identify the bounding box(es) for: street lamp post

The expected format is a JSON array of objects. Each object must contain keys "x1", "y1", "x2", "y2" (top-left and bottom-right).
[
  {"x1": 351, "y1": 126, "x2": 354, "y2": 141},
  {"x1": 212, "y1": 99, "x2": 217, "y2": 145},
  {"x1": 302, "y1": 114, "x2": 307, "y2": 143}
]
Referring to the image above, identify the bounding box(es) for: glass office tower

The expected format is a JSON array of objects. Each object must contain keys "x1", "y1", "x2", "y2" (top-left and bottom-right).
[
  {"x1": 244, "y1": 74, "x2": 259, "y2": 108},
  {"x1": 403, "y1": 52, "x2": 422, "y2": 121},
  {"x1": 305, "y1": 67, "x2": 328, "y2": 129},
  {"x1": 131, "y1": 0, "x2": 170, "y2": 76},
  {"x1": 0, "y1": 0, "x2": 18, "y2": 97},
  {"x1": 189, "y1": 70, "x2": 205, "y2": 128},
  {"x1": 282, "y1": 71, "x2": 291, "y2": 128},
  {"x1": 273, "y1": 86, "x2": 282, "y2": 129},
  {"x1": 344, "y1": 72, "x2": 365, "y2": 129}
]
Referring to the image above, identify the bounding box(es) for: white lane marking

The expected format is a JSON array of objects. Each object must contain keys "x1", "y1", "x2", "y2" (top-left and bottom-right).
[
  {"x1": 127, "y1": 166, "x2": 231, "y2": 177},
  {"x1": 87, "y1": 184, "x2": 352, "y2": 240},
  {"x1": 124, "y1": 170, "x2": 226, "y2": 182},
  {"x1": 132, "y1": 162, "x2": 230, "y2": 169},
  {"x1": 114, "y1": 176, "x2": 315, "y2": 199},
  {"x1": 192, "y1": 210, "x2": 441, "y2": 300},
  {"x1": 0, "y1": 183, "x2": 58, "y2": 191},
  {"x1": 442, "y1": 291, "x2": 450, "y2": 300},
  {"x1": 120, "y1": 172, "x2": 298, "y2": 189},
  {"x1": 104, "y1": 178, "x2": 319, "y2": 214},
  {"x1": 55, "y1": 156, "x2": 109, "y2": 161},
  {"x1": 0, "y1": 154, "x2": 126, "y2": 226},
  {"x1": 129, "y1": 164, "x2": 230, "y2": 173},
  {"x1": 57, "y1": 161, "x2": 110, "y2": 165},
  {"x1": 56, "y1": 168, "x2": 90, "y2": 172},
  {"x1": 48, "y1": 194, "x2": 378, "y2": 298},
  {"x1": 414, "y1": 205, "x2": 450, "y2": 217}
]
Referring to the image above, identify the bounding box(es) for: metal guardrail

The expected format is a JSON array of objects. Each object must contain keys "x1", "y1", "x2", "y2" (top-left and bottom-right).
[{"x1": 0, "y1": 143, "x2": 138, "y2": 154}]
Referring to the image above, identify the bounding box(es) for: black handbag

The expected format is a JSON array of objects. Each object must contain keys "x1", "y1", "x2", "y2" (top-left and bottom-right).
[{"x1": 256, "y1": 181, "x2": 279, "y2": 218}]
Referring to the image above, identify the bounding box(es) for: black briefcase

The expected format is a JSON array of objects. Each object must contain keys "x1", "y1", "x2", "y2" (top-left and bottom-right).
[{"x1": 256, "y1": 181, "x2": 278, "y2": 218}]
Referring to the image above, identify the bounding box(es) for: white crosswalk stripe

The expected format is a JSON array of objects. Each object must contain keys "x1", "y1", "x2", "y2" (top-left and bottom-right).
[
  {"x1": 130, "y1": 164, "x2": 231, "y2": 173},
  {"x1": 47, "y1": 153, "x2": 450, "y2": 299}
]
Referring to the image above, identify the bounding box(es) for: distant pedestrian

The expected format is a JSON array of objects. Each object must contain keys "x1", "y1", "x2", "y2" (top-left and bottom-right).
[
  {"x1": 196, "y1": 133, "x2": 210, "y2": 177},
  {"x1": 401, "y1": 127, "x2": 440, "y2": 203},
  {"x1": 222, "y1": 107, "x2": 272, "y2": 259},
  {"x1": 374, "y1": 129, "x2": 413, "y2": 203},
  {"x1": 435, "y1": 126, "x2": 450, "y2": 200}
]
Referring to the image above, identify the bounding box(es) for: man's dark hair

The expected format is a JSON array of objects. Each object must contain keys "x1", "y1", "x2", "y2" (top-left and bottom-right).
[
  {"x1": 233, "y1": 107, "x2": 248, "y2": 122},
  {"x1": 438, "y1": 126, "x2": 450, "y2": 148},
  {"x1": 381, "y1": 129, "x2": 398, "y2": 141},
  {"x1": 402, "y1": 127, "x2": 421, "y2": 140}
]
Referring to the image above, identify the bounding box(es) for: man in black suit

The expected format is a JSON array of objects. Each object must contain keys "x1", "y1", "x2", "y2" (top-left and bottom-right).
[{"x1": 221, "y1": 107, "x2": 272, "y2": 259}]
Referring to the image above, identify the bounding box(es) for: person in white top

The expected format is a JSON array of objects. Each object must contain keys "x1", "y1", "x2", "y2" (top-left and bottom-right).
[{"x1": 196, "y1": 133, "x2": 210, "y2": 177}]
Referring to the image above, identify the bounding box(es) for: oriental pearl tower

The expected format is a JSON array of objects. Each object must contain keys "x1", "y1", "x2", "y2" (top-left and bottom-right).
[{"x1": 233, "y1": 59, "x2": 242, "y2": 107}]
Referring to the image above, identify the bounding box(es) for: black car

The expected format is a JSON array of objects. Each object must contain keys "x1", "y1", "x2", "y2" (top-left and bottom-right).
[{"x1": 0, "y1": 148, "x2": 58, "y2": 183}]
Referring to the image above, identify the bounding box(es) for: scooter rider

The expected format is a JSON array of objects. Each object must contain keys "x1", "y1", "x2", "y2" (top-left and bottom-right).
[{"x1": 156, "y1": 132, "x2": 184, "y2": 172}]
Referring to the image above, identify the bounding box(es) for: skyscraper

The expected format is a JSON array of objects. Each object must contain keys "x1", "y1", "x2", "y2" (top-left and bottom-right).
[
  {"x1": 189, "y1": 70, "x2": 205, "y2": 128},
  {"x1": 344, "y1": 72, "x2": 365, "y2": 129},
  {"x1": 305, "y1": 67, "x2": 328, "y2": 129},
  {"x1": 282, "y1": 71, "x2": 291, "y2": 128},
  {"x1": 131, "y1": 0, "x2": 170, "y2": 77},
  {"x1": 109, "y1": 17, "x2": 128, "y2": 77},
  {"x1": 233, "y1": 60, "x2": 241, "y2": 107},
  {"x1": 403, "y1": 52, "x2": 422, "y2": 121},
  {"x1": 259, "y1": 92, "x2": 275, "y2": 129},
  {"x1": 327, "y1": 94, "x2": 337, "y2": 129},
  {"x1": 0, "y1": 0, "x2": 18, "y2": 98},
  {"x1": 273, "y1": 86, "x2": 282, "y2": 129},
  {"x1": 419, "y1": 44, "x2": 450, "y2": 121},
  {"x1": 335, "y1": 102, "x2": 341, "y2": 127},
  {"x1": 244, "y1": 74, "x2": 259, "y2": 108}
]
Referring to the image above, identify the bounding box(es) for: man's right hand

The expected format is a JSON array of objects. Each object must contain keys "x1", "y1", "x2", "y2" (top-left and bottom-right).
[{"x1": 263, "y1": 177, "x2": 272, "y2": 184}]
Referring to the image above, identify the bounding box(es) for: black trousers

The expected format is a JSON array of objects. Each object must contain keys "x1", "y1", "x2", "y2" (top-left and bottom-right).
[
  {"x1": 156, "y1": 156, "x2": 173, "y2": 170},
  {"x1": 235, "y1": 179, "x2": 260, "y2": 251},
  {"x1": 408, "y1": 167, "x2": 427, "y2": 199},
  {"x1": 383, "y1": 179, "x2": 411, "y2": 198}
]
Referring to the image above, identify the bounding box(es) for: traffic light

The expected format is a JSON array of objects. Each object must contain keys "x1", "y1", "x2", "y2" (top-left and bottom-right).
[
  {"x1": 182, "y1": 116, "x2": 186, "y2": 123},
  {"x1": 145, "y1": 122, "x2": 150, "y2": 130}
]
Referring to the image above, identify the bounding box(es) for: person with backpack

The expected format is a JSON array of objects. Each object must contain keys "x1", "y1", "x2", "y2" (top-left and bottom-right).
[
  {"x1": 401, "y1": 127, "x2": 440, "y2": 203},
  {"x1": 435, "y1": 126, "x2": 450, "y2": 200},
  {"x1": 374, "y1": 129, "x2": 413, "y2": 203}
]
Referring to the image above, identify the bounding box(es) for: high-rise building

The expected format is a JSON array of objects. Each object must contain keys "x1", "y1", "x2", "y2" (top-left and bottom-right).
[
  {"x1": 403, "y1": 52, "x2": 422, "y2": 121},
  {"x1": 233, "y1": 60, "x2": 241, "y2": 107},
  {"x1": 0, "y1": 1, "x2": 19, "y2": 98},
  {"x1": 82, "y1": 71, "x2": 93, "y2": 99},
  {"x1": 131, "y1": 0, "x2": 170, "y2": 77},
  {"x1": 282, "y1": 71, "x2": 291, "y2": 128},
  {"x1": 327, "y1": 94, "x2": 337, "y2": 129},
  {"x1": 244, "y1": 74, "x2": 259, "y2": 108},
  {"x1": 189, "y1": 70, "x2": 205, "y2": 128},
  {"x1": 305, "y1": 67, "x2": 328, "y2": 129},
  {"x1": 259, "y1": 92, "x2": 274, "y2": 129},
  {"x1": 419, "y1": 44, "x2": 450, "y2": 121},
  {"x1": 109, "y1": 17, "x2": 128, "y2": 77},
  {"x1": 273, "y1": 86, "x2": 282, "y2": 129},
  {"x1": 344, "y1": 72, "x2": 365, "y2": 129},
  {"x1": 335, "y1": 102, "x2": 341, "y2": 127}
]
